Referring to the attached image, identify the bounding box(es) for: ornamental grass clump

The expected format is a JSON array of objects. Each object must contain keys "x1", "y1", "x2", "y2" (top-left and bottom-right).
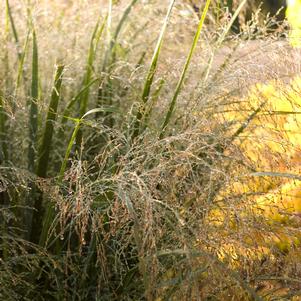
[{"x1": 1, "y1": 0, "x2": 301, "y2": 300}]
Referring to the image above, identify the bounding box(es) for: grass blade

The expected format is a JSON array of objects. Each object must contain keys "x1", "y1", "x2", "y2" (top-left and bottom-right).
[
  {"x1": 159, "y1": 0, "x2": 211, "y2": 139},
  {"x1": 0, "y1": 94, "x2": 8, "y2": 163},
  {"x1": 15, "y1": 30, "x2": 30, "y2": 94},
  {"x1": 203, "y1": 0, "x2": 247, "y2": 82},
  {"x1": 37, "y1": 64, "x2": 64, "y2": 178},
  {"x1": 141, "y1": 0, "x2": 175, "y2": 103},
  {"x1": 79, "y1": 19, "x2": 106, "y2": 117},
  {"x1": 28, "y1": 29, "x2": 39, "y2": 173},
  {"x1": 229, "y1": 101, "x2": 265, "y2": 143},
  {"x1": 60, "y1": 107, "x2": 114, "y2": 181},
  {"x1": 96, "y1": 0, "x2": 138, "y2": 123},
  {"x1": 30, "y1": 64, "x2": 64, "y2": 244},
  {"x1": 142, "y1": 78, "x2": 165, "y2": 131},
  {"x1": 61, "y1": 78, "x2": 100, "y2": 125},
  {"x1": 6, "y1": 0, "x2": 21, "y2": 60},
  {"x1": 251, "y1": 172, "x2": 301, "y2": 181},
  {"x1": 131, "y1": 0, "x2": 176, "y2": 140},
  {"x1": 75, "y1": 18, "x2": 106, "y2": 148},
  {"x1": 102, "y1": 0, "x2": 112, "y2": 70},
  {"x1": 110, "y1": 0, "x2": 139, "y2": 63},
  {"x1": 39, "y1": 107, "x2": 116, "y2": 247}
]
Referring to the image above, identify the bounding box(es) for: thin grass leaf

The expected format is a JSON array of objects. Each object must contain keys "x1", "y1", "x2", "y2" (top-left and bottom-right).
[
  {"x1": 203, "y1": 0, "x2": 247, "y2": 82},
  {"x1": 0, "y1": 94, "x2": 8, "y2": 163},
  {"x1": 142, "y1": 78, "x2": 165, "y2": 130},
  {"x1": 159, "y1": 0, "x2": 212, "y2": 139},
  {"x1": 110, "y1": 0, "x2": 139, "y2": 63},
  {"x1": 135, "y1": 50, "x2": 147, "y2": 68},
  {"x1": 131, "y1": 0, "x2": 176, "y2": 140},
  {"x1": 102, "y1": 0, "x2": 113, "y2": 71},
  {"x1": 79, "y1": 19, "x2": 106, "y2": 117},
  {"x1": 1, "y1": 8, "x2": 10, "y2": 163},
  {"x1": 39, "y1": 107, "x2": 116, "y2": 247},
  {"x1": 60, "y1": 107, "x2": 115, "y2": 179},
  {"x1": 15, "y1": 29, "x2": 30, "y2": 94},
  {"x1": 4, "y1": 0, "x2": 10, "y2": 88},
  {"x1": 141, "y1": 0, "x2": 175, "y2": 103},
  {"x1": 5, "y1": 0, "x2": 9, "y2": 36},
  {"x1": 61, "y1": 78, "x2": 100, "y2": 125},
  {"x1": 38, "y1": 116, "x2": 78, "y2": 247},
  {"x1": 28, "y1": 29, "x2": 39, "y2": 173},
  {"x1": 96, "y1": 0, "x2": 138, "y2": 124},
  {"x1": 36, "y1": 64, "x2": 64, "y2": 178},
  {"x1": 251, "y1": 172, "x2": 301, "y2": 181},
  {"x1": 101, "y1": 0, "x2": 137, "y2": 70},
  {"x1": 29, "y1": 64, "x2": 64, "y2": 244},
  {"x1": 74, "y1": 18, "x2": 106, "y2": 149},
  {"x1": 118, "y1": 187, "x2": 148, "y2": 295},
  {"x1": 6, "y1": 0, "x2": 21, "y2": 60},
  {"x1": 229, "y1": 101, "x2": 265, "y2": 143}
]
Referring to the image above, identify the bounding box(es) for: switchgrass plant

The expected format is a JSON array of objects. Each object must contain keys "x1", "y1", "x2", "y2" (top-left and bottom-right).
[{"x1": 1, "y1": 0, "x2": 301, "y2": 300}]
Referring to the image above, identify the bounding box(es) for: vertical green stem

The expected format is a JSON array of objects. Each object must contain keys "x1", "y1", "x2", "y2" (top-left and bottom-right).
[
  {"x1": 131, "y1": 0, "x2": 176, "y2": 141},
  {"x1": 40, "y1": 108, "x2": 104, "y2": 248},
  {"x1": 0, "y1": 95, "x2": 8, "y2": 163},
  {"x1": 28, "y1": 29, "x2": 39, "y2": 173},
  {"x1": 159, "y1": 0, "x2": 211, "y2": 139},
  {"x1": 37, "y1": 64, "x2": 65, "y2": 178},
  {"x1": 30, "y1": 64, "x2": 64, "y2": 244},
  {"x1": 6, "y1": 0, "x2": 22, "y2": 60}
]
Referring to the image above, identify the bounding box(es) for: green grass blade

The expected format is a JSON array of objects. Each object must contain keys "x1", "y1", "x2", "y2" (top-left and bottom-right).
[
  {"x1": 131, "y1": 0, "x2": 176, "y2": 140},
  {"x1": 110, "y1": 0, "x2": 139, "y2": 62},
  {"x1": 15, "y1": 29, "x2": 30, "y2": 94},
  {"x1": 79, "y1": 19, "x2": 106, "y2": 116},
  {"x1": 4, "y1": 0, "x2": 10, "y2": 90},
  {"x1": 135, "y1": 50, "x2": 147, "y2": 68},
  {"x1": 39, "y1": 107, "x2": 115, "y2": 247},
  {"x1": 0, "y1": 94, "x2": 8, "y2": 163},
  {"x1": 58, "y1": 78, "x2": 99, "y2": 164},
  {"x1": 79, "y1": 19, "x2": 100, "y2": 116},
  {"x1": 30, "y1": 64, "x2": 64, "y2": 245},
  {"x1": 61, "y1": 78, "x2": 100, "y2": 125},
  {"x1": 1, "y1": 8, "x2": 10, "y2": 162},
  {"x1": 6, "y1": 2, "x2": 31, "y2": 101},
  {"x1": 58, "y1": 121, "x2": 80, "y2": 184},
  {"x1": 0, "y1": 95, "x2": 9, "y2": 258},
  {"x1": 113, "y1": 0, "x2": 138, "y2": 43},
  {"x1": 203, "y1": 0, "x2": 247, "y2": 82},
  {"x1": 36, "y1": 64, "x2": 64, "y2": 178},
  {"x1": 159, "y1": 0, "x2": 211, "y2": 139},
  {"x1": 75, "y1": 18, "x2": 106, "y2": 148},
  {"x1": 141, "y1": 0, "x2": 175, "y2": 103},
  {"x1": 97, "y1": 0, "x2": 137, "y2": 121},
  {"x1": 6, "y1": 0, "x2": 21, "y2": 60},
  {"x1": 60, "y1": 107, "x2": 114, "y2": 181},
  {"x1": 38, "y1": 119, "x2": 80, "y2": 247},
  {"x1": 28, "y1": 29, "x2": 39, "y2": 173},
  {"x1": 103, "y1": 0, "x2": 113, "y2": 70},
  {"x1": 142, "y1": 78, "x2": 165, "y2": 130},
  {"x1": 227, "y1": 102, "x2": 265, "y2": 146},
  {"x1": 99, "y1": 0, "x2": 137, "y2": 78}
]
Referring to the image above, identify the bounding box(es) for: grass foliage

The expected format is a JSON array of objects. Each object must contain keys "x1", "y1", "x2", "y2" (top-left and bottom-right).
[{"x1": 1, "y1": 0, "x2": 301, "y2": 300}]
